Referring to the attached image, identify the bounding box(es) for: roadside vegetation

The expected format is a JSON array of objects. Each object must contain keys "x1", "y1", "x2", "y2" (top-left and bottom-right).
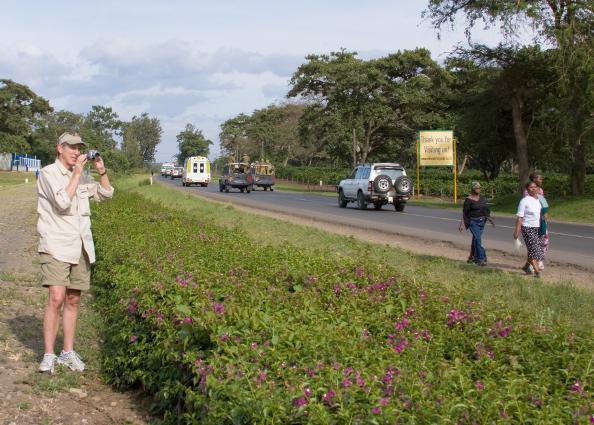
[{"x1": 89, "y1": 175, "x2": 594, "y2": 423}]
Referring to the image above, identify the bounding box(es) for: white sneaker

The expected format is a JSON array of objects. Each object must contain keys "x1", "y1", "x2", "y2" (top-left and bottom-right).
[
  {"x1": 538, "y1": 261, "x2": 545, "y2": 270},
  {"x1": 39, "y1": 353, "x2": 57, "y2": 374},
  {"x1": 57, "y1": 350, "x2": 86, "y2": 372}
]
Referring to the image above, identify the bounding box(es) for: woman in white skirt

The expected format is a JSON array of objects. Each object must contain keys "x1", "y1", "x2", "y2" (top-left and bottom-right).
[{"x1": 513, "y1": 181, "x2": 544, "y2": 278}]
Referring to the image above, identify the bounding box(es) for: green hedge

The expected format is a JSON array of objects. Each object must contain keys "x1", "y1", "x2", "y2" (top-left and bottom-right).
[
  {"x1": 91, "y1": 193, "x2": 593, "y2": 424},
  {"x1": 276, "y1": 166, "x2": 594, "y2": 198}
]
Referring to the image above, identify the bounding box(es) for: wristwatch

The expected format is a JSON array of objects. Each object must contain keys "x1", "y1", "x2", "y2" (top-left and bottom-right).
[{"x1": 99, "y1": 169, "x2": 107, "y2": 176}]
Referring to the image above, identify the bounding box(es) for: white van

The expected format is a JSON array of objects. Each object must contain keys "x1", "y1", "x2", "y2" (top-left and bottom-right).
[{"x1": 182, "y1": 156, "x2": 211, "y2": 187}]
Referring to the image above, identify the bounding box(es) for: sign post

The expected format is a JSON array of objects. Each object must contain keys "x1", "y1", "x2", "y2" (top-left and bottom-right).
[{"x1": 418, "y1": 130, "x2": 456, "y2": 204}]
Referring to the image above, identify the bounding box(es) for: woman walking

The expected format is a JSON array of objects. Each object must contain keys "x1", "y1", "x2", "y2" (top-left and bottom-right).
[
  {"x1": 523, "y1": 173, "x2": 549, "y2": 270},
  {"x1": 459, "y1": 181, "x2": 495, "y2": 266},
  {"x1": 514, "y1": 181, "x2": 544, "y2": 278}
]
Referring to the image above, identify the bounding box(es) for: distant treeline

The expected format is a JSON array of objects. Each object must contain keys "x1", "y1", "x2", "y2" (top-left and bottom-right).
[{"x1": 0, "y1": 79, "x2": 212, "y2": 172}]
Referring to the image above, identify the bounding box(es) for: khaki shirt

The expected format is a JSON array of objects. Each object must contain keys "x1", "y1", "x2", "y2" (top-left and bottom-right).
[{"x1": 37, "y1": 160, "x2": 114, "y2": 264}]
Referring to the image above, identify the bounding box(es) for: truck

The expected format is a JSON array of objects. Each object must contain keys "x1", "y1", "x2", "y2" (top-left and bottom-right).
[
  {"x1": 160, "y1": 162, "x2": 175, "y2": 176},
  {"x1": 249, "y1": 161, "x2": 275, "y2": 191},
  {"x1": 182, "y1": 156, "x2": 211, "y2": 187}
]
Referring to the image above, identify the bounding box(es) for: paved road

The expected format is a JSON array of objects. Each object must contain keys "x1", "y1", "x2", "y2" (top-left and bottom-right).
[{"x1": 159, "y1": 176, "x2": 594, "y2": 271}]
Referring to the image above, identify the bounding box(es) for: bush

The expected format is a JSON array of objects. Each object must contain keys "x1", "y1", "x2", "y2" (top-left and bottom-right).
[
  {"x1": 276, "y1": 166, "x2": 594, "y2": 198},
  {"x1": 91, "y1": 193, "x2": 594, "y2": 424}
]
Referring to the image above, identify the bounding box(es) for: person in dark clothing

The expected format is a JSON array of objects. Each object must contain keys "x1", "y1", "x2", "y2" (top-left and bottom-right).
[{"x1": 458, "y1": 181, "x2": 495, "y2": 266}]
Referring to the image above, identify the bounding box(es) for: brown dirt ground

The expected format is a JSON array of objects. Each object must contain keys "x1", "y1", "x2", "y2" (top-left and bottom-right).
[{"x1": 0, "y1": 182, "x2": 155, "y2": 425}]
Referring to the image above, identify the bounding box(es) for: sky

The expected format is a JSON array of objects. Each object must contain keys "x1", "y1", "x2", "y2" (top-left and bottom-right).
[{"x1": 0, "y1": 0, "x2": 526, "y2": 162}]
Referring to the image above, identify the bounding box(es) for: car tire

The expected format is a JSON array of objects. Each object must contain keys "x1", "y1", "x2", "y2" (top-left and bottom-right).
[
  {"x1": 373, "y1": 202, "x2": 382, "y2": 210},
  {"x1": 373, "y1": 174, "x2": 392, "y2": 193},
  {"x1": 270, "y1": 187, "x2": 274, "y2": 191},
  {"x1": 338, "y1": 190, "x2": 347, "y2": 208},
  {"x1": 219, "y1": 183, "x2": 223, "y2": 192},
  {"x1": 394, "y1": 176, "x2": 413, "y2": 195},
  {"x1": 394, "y1": 202, "x2": 405, "y2": 212},
  {"x1": 225, "y1": 183, "x2": 230, "y2": 193},
  {"x1": 246, "y1": 187, "x2": 251, "y2": 193},
  {"x1": 357, "y1": 191, "x2": 367, "y2": 210}
]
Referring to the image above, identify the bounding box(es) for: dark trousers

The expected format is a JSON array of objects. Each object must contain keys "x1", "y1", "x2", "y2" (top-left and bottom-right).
[{"x1": 469, "y1": 217, "x2": 486, "y2": 263}]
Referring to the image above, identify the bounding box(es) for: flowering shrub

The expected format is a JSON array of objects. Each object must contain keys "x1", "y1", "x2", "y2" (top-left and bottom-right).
[{"x1": 91, "y1": 193, "x2": 593, "y2": 424}]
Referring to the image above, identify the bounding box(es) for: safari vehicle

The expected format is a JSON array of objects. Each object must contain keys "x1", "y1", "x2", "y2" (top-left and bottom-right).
[
  {"x1": 182, "y1": 156, "x2": 210, "y2": 187},
  {"x1": 170, "y1": 166, "x2": 183, "y2": 179},
  {"x1": 219, "y1": 162, "x2": 253, "y2": 193},
  {"x1": 337, "y1": 163, "x2": 413, "y2": 212},
  {"x1": 249, "y1": 161, "x2": 275, "y2": 191},
  {"x1": 160, "y1": 162, "x2": 175, "y2": 176}
]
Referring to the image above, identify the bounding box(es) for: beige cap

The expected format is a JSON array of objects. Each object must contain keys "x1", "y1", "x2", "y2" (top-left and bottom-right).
[{"x1": 58, "y1": 132, "x2": 87, "y2": 146}]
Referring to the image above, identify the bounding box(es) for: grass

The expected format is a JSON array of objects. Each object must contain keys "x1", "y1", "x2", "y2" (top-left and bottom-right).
[
  {"x1": 0, "y1": 170, "x2": 36, "y2": 188},
  {"x1": 112, "y1": 174, "x2": 594, "y2": 334}
]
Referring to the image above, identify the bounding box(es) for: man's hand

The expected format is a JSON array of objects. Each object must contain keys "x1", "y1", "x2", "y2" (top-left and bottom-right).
[
  {"x1": 93, "y1": 157, "x2": 106, "y2": 175},
  {"x1": 73, "y1": 154, "x2": 88, "y2": 176}
]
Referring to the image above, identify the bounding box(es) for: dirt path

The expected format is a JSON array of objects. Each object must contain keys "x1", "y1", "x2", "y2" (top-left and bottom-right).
[{"x1": 0, "y1": 182, "x2": 153, "y2": 425}]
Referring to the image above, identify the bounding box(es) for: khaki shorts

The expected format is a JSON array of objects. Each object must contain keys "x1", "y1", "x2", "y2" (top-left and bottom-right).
[{"x1": 39, "y1": 250, "x2": 91, "y2": 291}]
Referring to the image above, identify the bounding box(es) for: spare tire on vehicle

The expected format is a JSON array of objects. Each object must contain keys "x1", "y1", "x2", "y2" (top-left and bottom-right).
[
  {"x1": 393, "y1": 176, "x2": 413, "y2": 195},
  {"x1": 373, "y1": 174, "x2": 392, "y2": 193}
]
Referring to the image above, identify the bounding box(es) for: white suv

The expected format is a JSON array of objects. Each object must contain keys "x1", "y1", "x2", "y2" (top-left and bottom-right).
[{"x1": 337, "y1": 163, "x2": 413, "y2": 211}]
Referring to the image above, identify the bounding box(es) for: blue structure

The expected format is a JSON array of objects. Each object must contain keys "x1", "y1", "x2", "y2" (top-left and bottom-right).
[{"x1": 11, "y1": 153, "x2": 41, "y2": 171}]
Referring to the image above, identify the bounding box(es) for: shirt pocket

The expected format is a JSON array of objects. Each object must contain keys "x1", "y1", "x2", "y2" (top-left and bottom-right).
[{"x1": 77, "y1": 186, "x2": 92, "y2": 216}]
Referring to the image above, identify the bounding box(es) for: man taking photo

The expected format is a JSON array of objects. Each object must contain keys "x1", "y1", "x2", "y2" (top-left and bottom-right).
[{"x1": 37, "y1": 132, "x2": 114, "y2": 373}]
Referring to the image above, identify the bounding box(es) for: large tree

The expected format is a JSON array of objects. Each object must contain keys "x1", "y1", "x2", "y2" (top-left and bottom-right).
[
  {"x1": 219, "y1": 113, "x2": 251, "y2": 161},
  {"x1": 449, "y1": 45, "x2": 554, "y2": 188},
  {"x1": 0, "y1": 79, "x2": 52, "y2": 153},
  {"x1": 424, "y1": 0, "x2": 594, "y2": 194},
  {"x1": 289, "y1": 49, "x2": 451, "y2": 167},
  {"x1": 176, "y1": 124, "x2": 212, "y2": 163},
  {"x1": 122, "y1": 113, "x2": 162, "y2": 166}
]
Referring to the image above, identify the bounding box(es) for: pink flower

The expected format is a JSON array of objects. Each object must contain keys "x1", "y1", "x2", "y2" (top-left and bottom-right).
[
  {"x1": 447, "y1": 309, "x2": 467, "y2": 327},
  {"x1": 303, "y1": 387, "x2": 312, "y2": 398},
  {"x1": 130, "y1": 335, "x2": 138, "y2": 343},
  {"x1": 212, "y1": 303, "x2": 225, "y2": 315},
  {"x1": 421, "y1": 329, "x2": 431, "y2": 341},
  {"x1": 293, "y1": 397, "x2": 308, "y2": 407},
  {"x1": 475, "y1": 381, "x2": 484, "y2": 392},
  {"x1": 570, "y1": 380, "x2": 583, "y2": 393},
  {"x1": 394, "y1": 318, "x2": 410, "y2": 331},
  {"x1": 322, "y1": 389, "x2": 336, "y2": 403},
  {"x1": 182, "y1": 316, "x2": 193, "y2": 324},
  {"x1": 371, "y1": 407, "x2": 381, "y2": 414}
]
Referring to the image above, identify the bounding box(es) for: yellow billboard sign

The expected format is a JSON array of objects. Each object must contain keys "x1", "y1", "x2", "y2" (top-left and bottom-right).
[{"x1": 418, "y1": 130, "x2": 454, "y2": 166}]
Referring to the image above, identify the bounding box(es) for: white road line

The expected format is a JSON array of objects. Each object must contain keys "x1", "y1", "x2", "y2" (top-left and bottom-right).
[{"x1": 397, "y1": 212, "x2": 594, "y2": 240}]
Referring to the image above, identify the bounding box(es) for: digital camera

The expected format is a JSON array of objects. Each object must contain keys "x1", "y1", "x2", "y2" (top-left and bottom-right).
[{"x1": 86, "y1": 150, "x2": 100, "y2": 160}]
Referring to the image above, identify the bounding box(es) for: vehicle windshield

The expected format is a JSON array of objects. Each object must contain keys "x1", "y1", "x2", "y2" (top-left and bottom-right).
[{"x1": 375, "y1": 167, "x2": 404, "y2": 181}]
